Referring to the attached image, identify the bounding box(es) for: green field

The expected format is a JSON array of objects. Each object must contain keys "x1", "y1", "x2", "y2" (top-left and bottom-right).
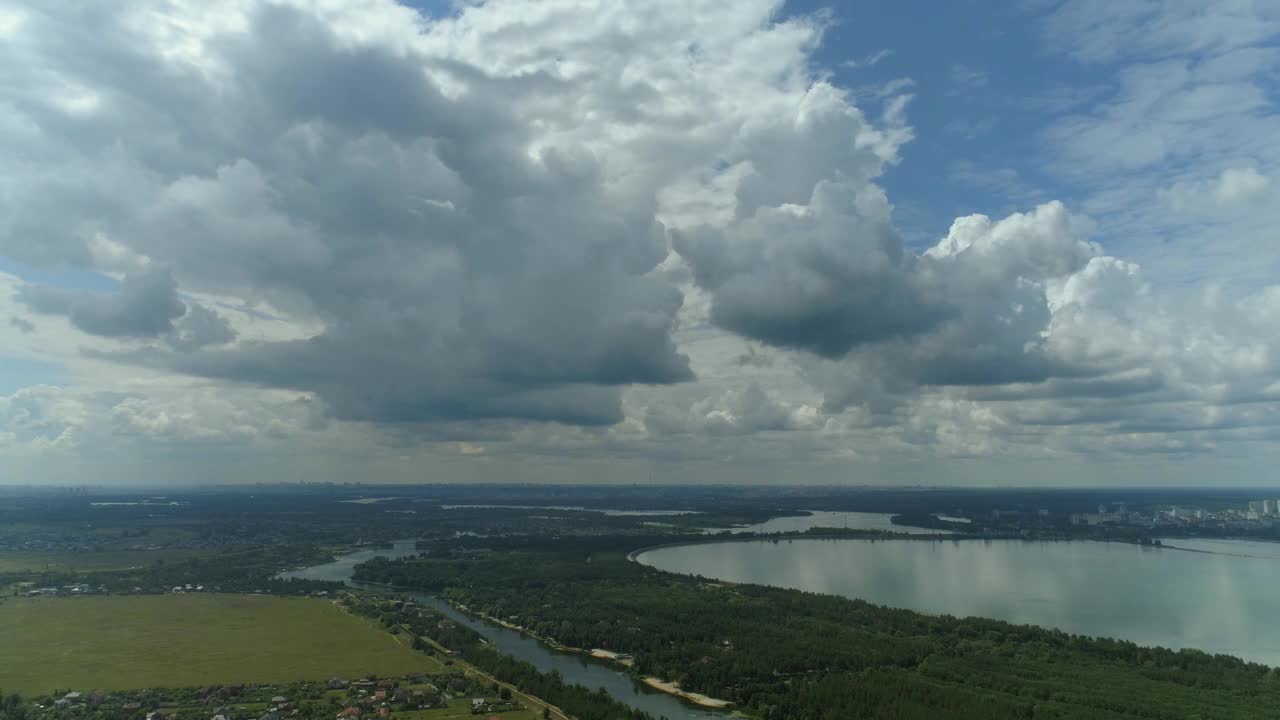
[
  {"x1": 0, "y1": 549, "x2": 217, "y2": 573},
  {"x1": 0, "y1": 594, "x2": 439, "y2": 694}
]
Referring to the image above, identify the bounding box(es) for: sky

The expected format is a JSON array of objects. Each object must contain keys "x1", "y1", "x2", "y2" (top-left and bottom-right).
[{"x1": 1, "y1": 0, "x2": 1279, "y2": 487}]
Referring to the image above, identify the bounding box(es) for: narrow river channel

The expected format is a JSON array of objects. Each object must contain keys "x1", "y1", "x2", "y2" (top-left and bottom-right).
[{"x1": 281, "y1": 540, "x2": 724, "y2": 720}]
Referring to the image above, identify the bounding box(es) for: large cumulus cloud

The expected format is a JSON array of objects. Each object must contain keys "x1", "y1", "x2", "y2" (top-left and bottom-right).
[
  {"x1": 2, "y1": 0, "x2": 748, "y2": 425},
  {"x1": 2, "y1": 0, "x2": 1278, "y2": 473},
  {"x1": 676, "y1": 147, "x2": 1280, "y2": 453}
]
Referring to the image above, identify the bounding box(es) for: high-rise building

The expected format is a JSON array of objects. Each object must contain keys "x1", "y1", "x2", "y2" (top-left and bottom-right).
[
  {"x1": 1249, "y1": 500, "x2": 1266, "y2": 515},
  {"x1": 1265, "y1": 499, "x2": 1278, "y2": 516}
]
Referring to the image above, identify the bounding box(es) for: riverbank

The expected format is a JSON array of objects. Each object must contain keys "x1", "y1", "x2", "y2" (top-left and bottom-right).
[
  {"x1": 340, "y1": 591, "x2": 571, "y2": 720},
  {"x1": 624, "y1": 531, "x2": 1229, "y2": 565},
  {"x1": 298, "y1": 544, "x2": 727, "y2": 719},
  {"x1": 448, "y1": 599, "x2": 731, "y2": 709},
  {"x1": 642, "y1": 678, "x2": 734, "y2": 709},
  {"x1": 1157, "y1": 539, "x2": 1280, "y2": 560},
  {"x1": 590, "y1": 648, "x2": 635, "y2": 667}
]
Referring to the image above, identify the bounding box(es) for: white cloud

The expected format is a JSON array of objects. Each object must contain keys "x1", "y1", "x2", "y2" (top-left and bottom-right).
[
  {"x1": 0, "y1": 386, "x2": 86, "y2": 454},
  {"x1": 1214, "y1": 167, "x2": 1270, "y2": 203},
  {"x1": 842, "y1": 49, "x2": 890, "y2": 70},
  {"x1": 0, "y1": 0, "x2": 1277, "y2": 485},
  {"x1": 1038, "y1": 2, "x2": 1280, "y2": 287}
]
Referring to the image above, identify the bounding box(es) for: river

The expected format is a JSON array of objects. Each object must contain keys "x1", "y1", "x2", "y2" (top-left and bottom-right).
[
  {"x1": 282, "y1": 540, "x2": 723, "y2": 720},
  {"x1": 636, "y1": 536, "x2": 1280, "y2": 666}
]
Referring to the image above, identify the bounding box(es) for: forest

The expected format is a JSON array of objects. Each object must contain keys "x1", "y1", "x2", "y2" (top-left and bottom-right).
[{"x1": 355, "y1": 538, "x2": 1280, "y2": 720}]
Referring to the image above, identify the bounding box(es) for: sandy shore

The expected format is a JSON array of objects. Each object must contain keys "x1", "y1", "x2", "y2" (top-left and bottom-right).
[
  {"x1": 642, "y1": 678, "x2": 734, "y2": 709},
  {"x1": 589, "y1": 649, "x2": 635, "y2": 667}
]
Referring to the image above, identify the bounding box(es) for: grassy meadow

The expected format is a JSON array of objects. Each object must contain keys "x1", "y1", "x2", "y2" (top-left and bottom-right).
[
  {"x1": 0, "y1": 594, "x2": 438, "y2": 694},
  {"x1": 0, "y1": 549, "x2": 218, "y2": 573}
]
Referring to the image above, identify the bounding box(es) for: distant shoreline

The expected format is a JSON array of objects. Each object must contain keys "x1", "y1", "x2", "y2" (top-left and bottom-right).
[
  {"x1": 626, "y1": 533, "x2": 1280, "y2": 565},
  {"x1": 626, "y1": 530, "x2": 985, "y2": 563}
]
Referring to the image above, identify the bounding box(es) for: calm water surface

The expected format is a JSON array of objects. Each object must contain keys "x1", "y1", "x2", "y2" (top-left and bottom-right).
[
  {"x1": 719, "y1": 511, "x2": 953, "y2": 535},
  {"x1": 637, "y1": 537, "x2": 1280, "y2": 666},
  {"x1": 441, "y1": 504, "x2": 702, "y2": 516},
  {"x1": 283, "y1": 540, "x2": 722, "y2": 720}
]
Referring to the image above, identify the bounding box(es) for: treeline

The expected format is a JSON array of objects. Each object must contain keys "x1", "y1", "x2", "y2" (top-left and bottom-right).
[
  {"x1": 355, "y1": 543, "x2": 1280, "y2": 720},
  {"x1": 98, "y1": 545, "x2": 343, "y2": 594},
  {"x1": 9, "y1": 545, "x2": 343, "y2": 597},
  {"x1": 461, "y1": 647, "x2": 653, "y2": 720},
  {"x1": 342, "y1": 593, "x2": 654, "y2": 720},
  {"x1": 0, "y1": 692, "x2": 26, "y2": 720},
  {"x1": 889, "y1": 513, "x2": 973, "y2": 532}
]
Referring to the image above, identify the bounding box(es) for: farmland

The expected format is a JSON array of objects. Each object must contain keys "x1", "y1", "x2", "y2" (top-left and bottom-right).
[
  {"x1": 0, "y1": 594, "x2": 437, "y2": 694},
  {"x1": 0, "y1": 549, "x2": 217, "y2": 573}
]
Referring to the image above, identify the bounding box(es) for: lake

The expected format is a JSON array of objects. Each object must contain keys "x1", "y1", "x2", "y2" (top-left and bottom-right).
[
  {"x1": 283, "y1": 540, "x2": 723, "y2": 720},
  {"x1": 636, "y1": 537, "x2": 1280, "y2": 666},
  {"x1": 440, "y1": 504, "x2": 702, "y2": 516},
  {"x1": 716, "y1": 510, "x2": 953, "y2": 535}
]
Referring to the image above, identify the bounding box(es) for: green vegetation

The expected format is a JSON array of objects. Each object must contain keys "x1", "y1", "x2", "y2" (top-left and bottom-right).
[
  {"x1": 6, "y1": 545, "x2": 342, "y2": 597},
  {"x1": 344, "y1": 593, "x2": 650, "y2": 720},
  {"x1": 0, "y1": 594, "x2": 435, "y2": 694},
  {"x1": 0, "y1": 549, "x2": 217, "y2": 573},
  {"x1": 385, "y1": 699, "x2": 543, "y2": 720},
  {"x1": 1, "y1": 674, "x2": 532, "y2": 720},
  {"x1": 8, "y1": 486, "x2": 1280, "y2": 719},
  {"x1": 459, "y1": 648, "x2": 650, "y2": 720},
  {"x1": 357, "y1": 537, "x2": 1280, "y2": 720},
  {"x1": 889, "y1": 513, "x2": 971, "y2": 532}
]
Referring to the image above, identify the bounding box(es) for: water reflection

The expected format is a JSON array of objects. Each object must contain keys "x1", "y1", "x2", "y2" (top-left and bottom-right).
[{"x1": 638, "y1": 538, "x2": 1280, "y2": 666}]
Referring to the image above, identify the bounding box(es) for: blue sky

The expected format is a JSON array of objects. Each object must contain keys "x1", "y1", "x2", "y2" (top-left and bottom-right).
[
  {"x1": 2, "y1": 0, "x2": 1279, "y2": 486},
  {"x1": 792, "y1": 1, "x2": 1069, "y2": 245}
]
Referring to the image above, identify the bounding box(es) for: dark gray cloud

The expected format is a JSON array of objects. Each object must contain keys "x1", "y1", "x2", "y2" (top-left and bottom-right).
[
  {"x1": 16, "y1": 268, "x2": 186, "y2": 339},
  {"x1": 14, "y1": 267, "x2": 237, "y2": 352},
  {"x1": 169, "y1": 304, "x2": 237, "y2": 353},
  {"x1": 674, "y1": 182, "x2": 945, "y2": 358}
]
